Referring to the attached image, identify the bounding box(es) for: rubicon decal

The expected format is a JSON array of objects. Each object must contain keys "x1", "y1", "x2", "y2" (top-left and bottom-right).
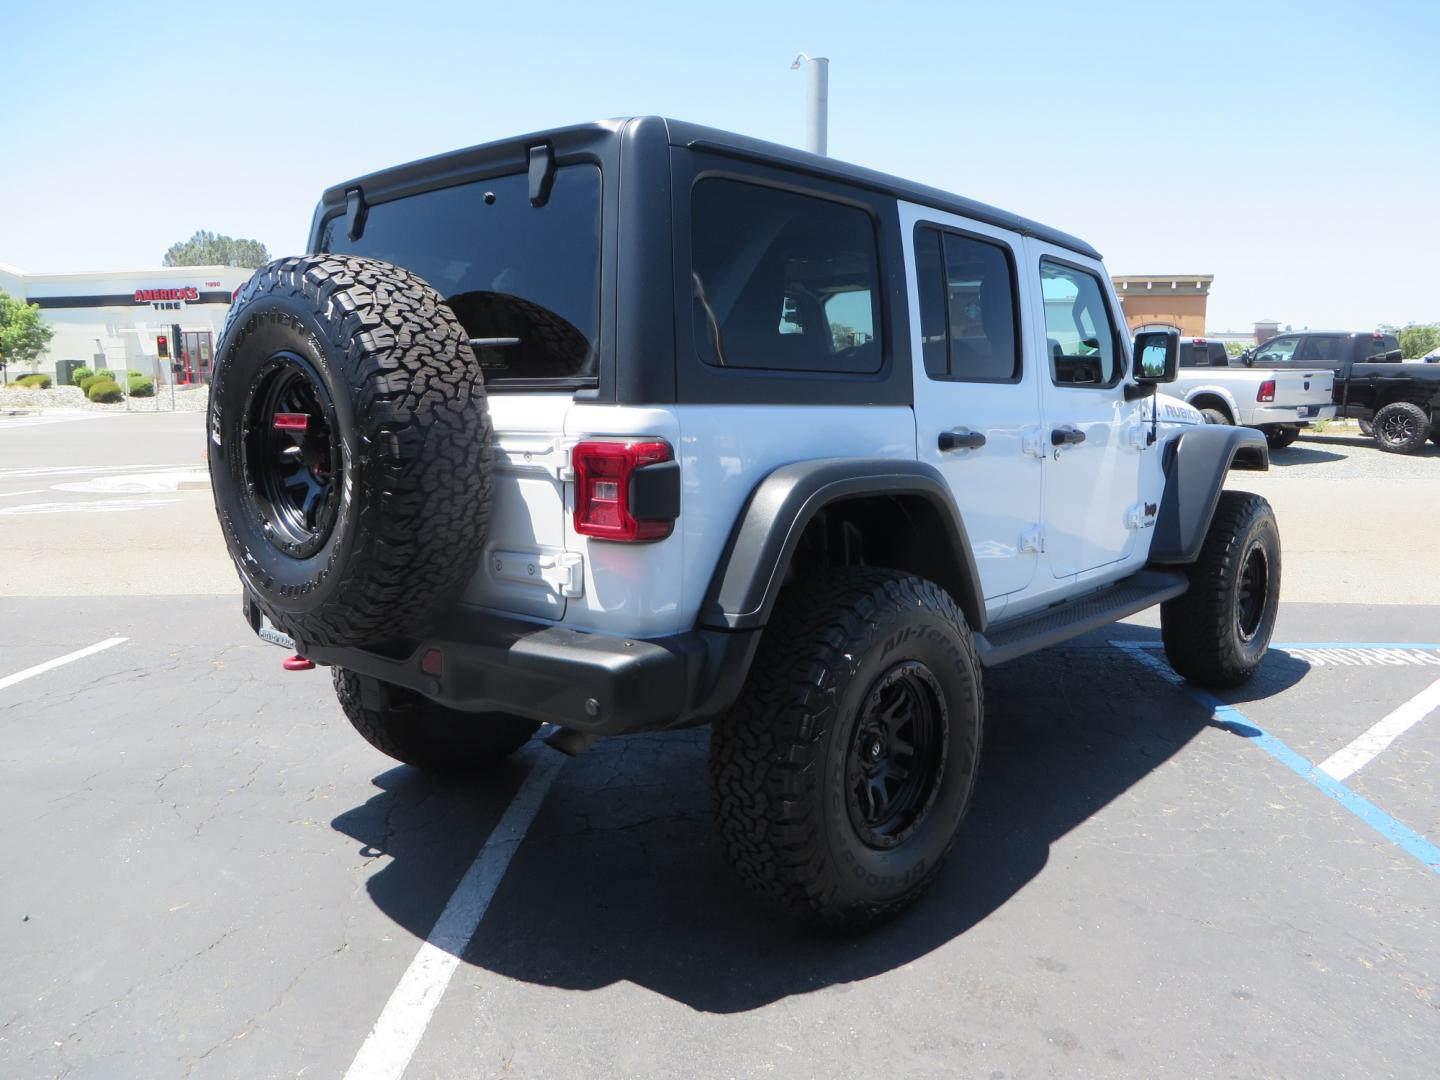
[{"x1": 134, "y1": 287, "x2": 199, "y2": 303}]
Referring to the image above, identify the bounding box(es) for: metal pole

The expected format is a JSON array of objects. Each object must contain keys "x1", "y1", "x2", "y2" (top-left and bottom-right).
[
  {"x1": 791, "y1": 54, "x2": 830, "y2": 156},
  {"x1": 807, "y1": 57, "x2": 828, "y2": 157}
]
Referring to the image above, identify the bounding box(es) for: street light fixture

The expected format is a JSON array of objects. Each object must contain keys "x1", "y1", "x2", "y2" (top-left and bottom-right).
[{"x1": 790, "y1": 53, "x2": 829, "y2": 156}]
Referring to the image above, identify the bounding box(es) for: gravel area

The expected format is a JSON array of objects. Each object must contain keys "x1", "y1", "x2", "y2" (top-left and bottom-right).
[{"x1": 0, "y1": 384, "x2": 209, "y2": 413}]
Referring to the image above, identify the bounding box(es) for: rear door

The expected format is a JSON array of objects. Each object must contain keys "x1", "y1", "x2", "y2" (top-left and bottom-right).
[{"x1": 903, "y1": 208, "x2": 1042, "y2": 608}]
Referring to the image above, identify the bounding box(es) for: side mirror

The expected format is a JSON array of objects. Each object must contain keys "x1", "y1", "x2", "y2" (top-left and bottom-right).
[{"x1": 1132, "y1": 329, "x2": 1179, "y2": 383}]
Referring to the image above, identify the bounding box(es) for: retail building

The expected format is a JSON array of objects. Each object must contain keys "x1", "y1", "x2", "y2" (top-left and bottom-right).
[{"x1": 0, "y1": 260, "x2": 250, "y2": 384}]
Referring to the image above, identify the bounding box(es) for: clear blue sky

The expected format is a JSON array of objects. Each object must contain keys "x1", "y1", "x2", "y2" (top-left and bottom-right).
[{"x1": 3, "y1": 0, "x2": 1435, "y2": 331}]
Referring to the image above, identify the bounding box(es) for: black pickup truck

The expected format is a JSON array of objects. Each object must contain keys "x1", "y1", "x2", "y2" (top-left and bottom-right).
[{"x1": 1240, "y1": 331, "x2": 1440, "y2": 453}]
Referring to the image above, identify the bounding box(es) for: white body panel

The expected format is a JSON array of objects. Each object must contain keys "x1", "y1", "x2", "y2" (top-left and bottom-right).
[
  {"x1": 460, "y1": 212, "x2": 1201, "y2": 643},
  {"x1": 1170, "y1": 367, "x2": 1335, "y2": 426}
]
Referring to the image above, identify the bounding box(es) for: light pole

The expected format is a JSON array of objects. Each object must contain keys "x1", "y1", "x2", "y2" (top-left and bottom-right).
[{"x1": 789, "y1": 53, "x2": 829, "y2": 156}]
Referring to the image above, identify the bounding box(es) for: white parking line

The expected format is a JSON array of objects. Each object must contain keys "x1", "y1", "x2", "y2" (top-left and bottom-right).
[
  {"x1": 0, "y1": 489, "x2": 47, "y2": 499},
  {"x1": 1317, "y1": 676, "x2": 1440, "y2": 781},
  {"x1": 344, "y1": 747, "x2": 565, "y2": 1080},
  {"x1": 0, "y1": 637, "x2": 128, "y2": 692}
]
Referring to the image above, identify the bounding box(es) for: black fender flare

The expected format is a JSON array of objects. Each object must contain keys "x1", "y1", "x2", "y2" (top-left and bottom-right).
[
  {"x1": 1149, "y1": 425, "x2": 1269, "y2": 565},
  {"x1": 697, "y1": 458, "x2": 986, "y2": 632}
]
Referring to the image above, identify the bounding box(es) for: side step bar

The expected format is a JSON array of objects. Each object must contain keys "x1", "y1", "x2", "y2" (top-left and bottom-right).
[{"x1": 974, "y1": 569, "x2": 1188, "y2": 667}]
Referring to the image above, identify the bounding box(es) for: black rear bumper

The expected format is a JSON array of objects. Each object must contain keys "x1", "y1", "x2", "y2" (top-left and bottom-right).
[{"x1": 246, "y1": 597, "x2": 760, "y2": 735}]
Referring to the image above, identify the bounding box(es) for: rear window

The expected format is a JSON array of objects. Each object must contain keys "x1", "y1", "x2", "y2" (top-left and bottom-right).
[
  {"x1": 1179, "y1": 342, "x2": 1224, "y2": 367},
  {"x1": 690, "y1": 178, "x2": 883, "y2": 374},
  {"x1": 318, "y1": 164, "x2": 602, "y2": 388},
  {"x1": 1358, "y1": 334, "x2": 1401, "y2": 362}
]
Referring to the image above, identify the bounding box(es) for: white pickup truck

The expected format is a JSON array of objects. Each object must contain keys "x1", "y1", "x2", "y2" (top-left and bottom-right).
[{"x1": 1171, "y1": 338, "x2": 1336, "y2": 448}]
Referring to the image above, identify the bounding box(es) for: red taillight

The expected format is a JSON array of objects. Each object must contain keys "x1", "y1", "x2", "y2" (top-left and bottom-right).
[
  {"x1": 273, "y1": 413, "x2": 309, "y2": 431},
  {"x1": 572, "y1": 439, "x2": 674, "y2": 542},
  {"x1": 1257, "y1": 379, "x2": 1276, "y2": 403}
]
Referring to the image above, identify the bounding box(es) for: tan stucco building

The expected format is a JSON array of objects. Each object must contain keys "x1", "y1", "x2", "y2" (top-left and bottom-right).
[{"x1": 1111, "y1": 274, "x2": 1213, "y2": 337}]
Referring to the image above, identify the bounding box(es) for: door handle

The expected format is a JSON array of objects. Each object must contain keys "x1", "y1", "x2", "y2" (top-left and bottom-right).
[
  {"x1": 1051, "y1": 426, "x2": 1086, "y2": 447},
  {"x1": 938, "y1": 428, "x2": 987, "y2": 452}
]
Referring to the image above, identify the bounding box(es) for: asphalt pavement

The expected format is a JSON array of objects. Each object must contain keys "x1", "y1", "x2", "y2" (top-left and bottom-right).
[{"x1": 1, "y1": 409, "x2": 1437, "y2": 1079}]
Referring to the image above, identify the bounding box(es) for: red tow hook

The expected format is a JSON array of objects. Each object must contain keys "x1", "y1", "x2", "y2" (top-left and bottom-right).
[{"x1": 283, "y1": 654, "x2": 316, "y2": 671}]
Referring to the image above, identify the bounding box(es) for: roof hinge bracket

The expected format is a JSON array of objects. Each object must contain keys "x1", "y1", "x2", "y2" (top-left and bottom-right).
[
  {"x1": 345, "y1": 188, "x2": 368, "y2": 242},
  {"x1": 528, "y1": 144, "x2": 556, "y2": 208}
]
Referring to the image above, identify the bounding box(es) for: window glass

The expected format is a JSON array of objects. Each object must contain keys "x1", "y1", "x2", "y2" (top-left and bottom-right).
[
  {"x1": 691, "y1": 178, "x2": 882, "y2": 373},
  {"x1": 914, "y1": 227, "x2": 1019, "y2": 381},
  {"x1": 319, "y1": 165, "x2": 601, "y2": 385},
  {"x1": 1299, "y1": 335, "x2": 1347, "y2": 365},
  {"x1": 1357, "y1": 334, "x2": 1400, "y2": 361},
  {"x1": 1252, "y1": 335, "x2": 1300, "y2": 365},
  {"x1": 1040, "y1": 261, "x2": 1121, "y2": 386}
]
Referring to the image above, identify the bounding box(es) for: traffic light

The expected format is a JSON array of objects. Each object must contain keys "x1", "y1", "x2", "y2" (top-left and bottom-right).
[{"x1": 156, "y1": 335, "x2": 169, "y2": 359}]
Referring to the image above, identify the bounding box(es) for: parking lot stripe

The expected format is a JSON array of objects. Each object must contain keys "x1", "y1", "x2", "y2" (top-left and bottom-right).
[
  {"x1": 0, "y1": 636, "x2": 127, "y2": 692},
  {"x1": 1113, "y1": 643, "x2": 1440, "y2": 879},
  {"x1": 1317, "y1": 676, "x2": 1440, "y2": 781},
  {"x1": 0, "y1": 489, "x2": 47, "y2": 499},
  {"x1": 344, "y1": 747, "x2": 565, "y2": 1080}
]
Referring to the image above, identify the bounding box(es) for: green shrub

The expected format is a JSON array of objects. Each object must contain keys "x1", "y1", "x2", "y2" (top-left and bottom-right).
[
  {"x1": 127, "y1": 375, "x2": 155, "y2": 398},
  {"x1": 79, "y1": 374, "x2": 106, "y2": 393},
  {"x1": 86, "y1": 378, "x2": 124, "y2": 403},
  {"x1": 95, "y1": 368, "x2": 116, "y2": 381},
  {"x1": 70, "y1": 366, "x2": 93, "y2": 386},
  {"x1": 16, "y1": 373, "x2": 52, "y2": 388},
  {"x1": 126, "y1": 368, "x2": 146, "y2": 379}
]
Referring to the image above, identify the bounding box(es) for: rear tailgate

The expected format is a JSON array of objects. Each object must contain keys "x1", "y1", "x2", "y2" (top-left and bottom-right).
[{"x1": 1269, "y1": 369, "x2": 1335, "y2": 414}]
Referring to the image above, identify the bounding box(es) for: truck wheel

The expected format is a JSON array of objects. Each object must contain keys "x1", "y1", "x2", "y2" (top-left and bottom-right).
[
  {"x1": 1358, "y1": 418, "x2": 1374, "y2": 436},
  {"x1": 710, "y1": 569, "x2": 983, "y2": 932},
  {"x1": 333, "y1": 669, "x2": 538, "y2": 772},
  {"x1": 1200, "y1": 408, "x2": 1231, "y2": 426},
  {"x1": 1161, "y1": 491, "x2": 1281, "y2": 688},
  {"x1": 209, "y1": 255, "x2": 493, "y2": 650},
  {"x1": 1264, "y1": 426, "x2": 1299, "y2": 449},
  {"x1": 1371, "y1": 401, "x2": 1430, "y2": 454}
]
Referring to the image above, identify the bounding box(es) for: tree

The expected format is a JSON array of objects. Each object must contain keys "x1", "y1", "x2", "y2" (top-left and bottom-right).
[
  {"x1": 0, "y1": 290, "x2": 55, "y2": 380},
  {"x1": 162, "y1": 230, "x2": 270, "y2": 269},
  {"x1": 1398, "y1": 324, "x2": 1440, "y2": 360}
]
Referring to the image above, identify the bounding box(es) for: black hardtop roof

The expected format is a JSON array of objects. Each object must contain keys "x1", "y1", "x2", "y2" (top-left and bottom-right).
[{"x1": 319, "y1": 116, "x2": 1102, "y2": 261}]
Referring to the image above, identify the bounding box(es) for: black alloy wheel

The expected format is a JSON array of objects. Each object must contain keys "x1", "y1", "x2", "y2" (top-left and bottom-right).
[
  {"x1": 846, "y1": 661, "x2": 947, "y2": 848},
  {"x1": 242, "y1": 354, "x2": 341, "y2": 560},
  {"x1": 1235, "y1": 543, "x2": 1270, "y2": 642},
  {"x1": 1378, "y1": 409, "x2": 1421, "y2": 445}
]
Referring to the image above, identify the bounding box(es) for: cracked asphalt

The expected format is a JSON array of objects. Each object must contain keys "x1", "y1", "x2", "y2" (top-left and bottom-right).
[{"x1": 2, "y1": 412, "x2": 1438, "y2": 1079}]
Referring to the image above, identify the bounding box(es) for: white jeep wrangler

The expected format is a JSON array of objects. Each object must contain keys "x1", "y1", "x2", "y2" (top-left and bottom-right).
[{"x1": 209, "y1": 117, "x2": 1280, "y2": 931}]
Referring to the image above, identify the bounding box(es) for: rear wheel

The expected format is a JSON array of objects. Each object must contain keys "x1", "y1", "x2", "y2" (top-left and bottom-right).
[
  {"x1": 710, "y1": 569, "x2": 982, "y2": 932},
  {"x1": 1161, "y1": 491, "x2": 1281, "y2": 688},
  {"x1": 1264, "y1": 425, "x2": 1299, "y2": 449},
  {"x1": 1201, "y1": 408, "x2": 1232, "y2": 426},
  {"x1": 334, "y1": 668, "x2": 538, "y2": 772},
  {"x1": 1371, "y1": 401, "x2": 1430, "y2": 454}
]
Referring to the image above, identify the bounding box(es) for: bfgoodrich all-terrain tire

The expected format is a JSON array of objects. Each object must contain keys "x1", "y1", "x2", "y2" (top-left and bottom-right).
[
  {"x1": 209, "y1": 256, "x2": 493, "y2": 649},
  {"x1": 334, "y1": 669, "x2": 538, "y2": 772},
  {"x1": 710, "y1": 569, "x2": 983, "y2": 932},
  {"x1": 1161, "y1": 491, "x2": 1281, "y2": 688},
  {"x1": 1371, "y1": 400, "x2": 1430, "y2": 454}
]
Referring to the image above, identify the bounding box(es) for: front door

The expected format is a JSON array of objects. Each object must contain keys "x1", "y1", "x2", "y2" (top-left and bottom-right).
[
  {"x1": 1026, "y1": 243, "x2": 1146, "y2": 580},
  {"x1": 181, "y1": 332, "x2": 213, "y2": 384},
  {"x1": 904, "y1": 207, "x2": 1042, "y2": 609}
]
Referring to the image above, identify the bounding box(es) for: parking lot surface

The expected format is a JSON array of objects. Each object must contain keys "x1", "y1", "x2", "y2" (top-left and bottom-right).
[{"x1": 2, "y1": 412, "x2": 1438, "y2": 1079}]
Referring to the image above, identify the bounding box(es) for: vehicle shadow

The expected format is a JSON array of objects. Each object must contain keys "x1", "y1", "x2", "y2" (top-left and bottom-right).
[
  {"x1": 1297, "y1": 432, "x2": 1440, "y2": 458},
  {"x1": 330, "y1": 630, "x2": 1310, "y2": 1014},
  {"x1": 1267, "y1": 444, "x2": 1346, "y2": 465}
]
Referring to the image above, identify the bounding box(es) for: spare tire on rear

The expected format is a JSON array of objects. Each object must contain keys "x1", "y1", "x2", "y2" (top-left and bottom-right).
[{"x1": 208, "y1": 255, "x2": 493, "y2": 649}]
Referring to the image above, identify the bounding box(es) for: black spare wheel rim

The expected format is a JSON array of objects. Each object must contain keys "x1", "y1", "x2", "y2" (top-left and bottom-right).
[
  {"x1": 846, "y1": 660, "x2": 948, "y2": 849},
  {"x1": 1236, "y1": 541, "x2": 1269, "y2": 642},
  {"x1": 242, "y1": 353, "x2": 342, "y2": 560}
]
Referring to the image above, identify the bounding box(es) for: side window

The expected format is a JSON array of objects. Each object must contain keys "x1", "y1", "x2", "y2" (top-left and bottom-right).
[
  {"x1": 1040, "y1": 260, "x2": 1122, "y2": 387},
  {"x1": 1298, "y1": 335, "x2": 1346, "y2": 366},
  {"x1": 1209, "y1": 343, "x2": 1229, "y2": 366},
  {"x1": 690, "y1": 178, "x2": 882, "y2": 374},
  {"x1": 914, "y1": 226, "x2": 1020, "y2": 381},
  {"x1": 1252, "y1": 335, "x2": 1300, "y2": 365}
]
